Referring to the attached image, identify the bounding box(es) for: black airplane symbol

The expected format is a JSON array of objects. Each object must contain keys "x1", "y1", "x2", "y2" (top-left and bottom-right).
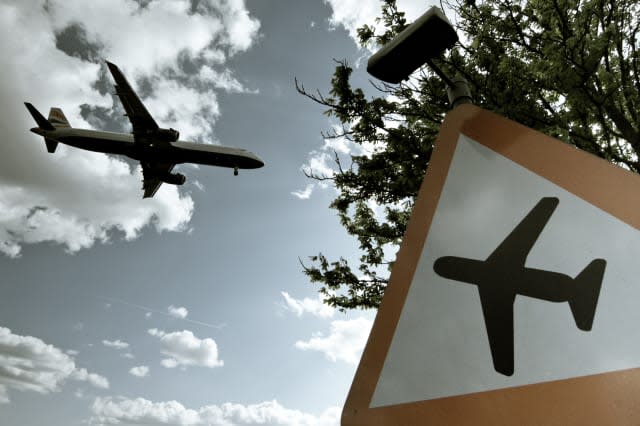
[{"x1": 433, "y1": 197, "x2": 606, "y2": 376}]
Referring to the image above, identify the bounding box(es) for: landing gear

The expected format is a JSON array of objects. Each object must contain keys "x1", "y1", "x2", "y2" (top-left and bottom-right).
[{"x1": 233, "y1": 166, "x2": 239, "y2": 176}]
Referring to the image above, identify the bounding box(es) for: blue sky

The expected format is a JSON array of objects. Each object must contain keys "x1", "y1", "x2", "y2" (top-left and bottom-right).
[{"x1": 0, "y1": 1, "x2": 429, "y2": 424}]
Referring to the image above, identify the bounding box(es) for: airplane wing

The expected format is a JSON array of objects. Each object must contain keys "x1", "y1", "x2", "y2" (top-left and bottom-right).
[
  {"x1": 478, "y1": 287, "x2": 515, "y2": 376},
  {"x1": 141, "y1": 162, "x2": 174, "y2": 198},
  {"x1": 106, "y1": 61, "x2": 159, "y2": 137},
  {"x1": 486, "y1": 197, "x2": 559, "y2": 265}
]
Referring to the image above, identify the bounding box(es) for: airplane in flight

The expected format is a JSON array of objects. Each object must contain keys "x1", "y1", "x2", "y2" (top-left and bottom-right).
[
  {"x1": 25, "y1": 61, "x2": 264, "y2": 198},
  {"x1": 433, "y1": 197, "x2": 606, "y2": 376}
]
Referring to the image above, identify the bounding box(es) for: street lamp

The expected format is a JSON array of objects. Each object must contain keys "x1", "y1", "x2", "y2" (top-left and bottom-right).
[{"x1": 367, "y1": 6, "x2": 471, "y2": 108}]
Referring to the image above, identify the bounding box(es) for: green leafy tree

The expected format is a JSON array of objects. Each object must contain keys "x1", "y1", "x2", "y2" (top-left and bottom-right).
[{"x1": 297, "y1": 0, "x2": 640, "y2": 311}]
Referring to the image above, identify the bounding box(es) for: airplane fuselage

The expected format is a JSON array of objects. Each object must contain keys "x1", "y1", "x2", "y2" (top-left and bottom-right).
[{"x1": 31, "y1": 127, "x2": 264, "y2": 170}]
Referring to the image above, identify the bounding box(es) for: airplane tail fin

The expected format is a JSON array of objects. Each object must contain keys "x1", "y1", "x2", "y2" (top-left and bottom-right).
[
  {"x1": 45, "y1": 108, "x2": 70, "y2": 152},
  {"x1": 24, "y1": 103, "x2": 62, "y2": 153},
  {"x1": 48, "y1": 107, "x2": 71, "y2": 128},
  {"x1": 569, "y1": 259, "x2": 606, "y2": 331}
]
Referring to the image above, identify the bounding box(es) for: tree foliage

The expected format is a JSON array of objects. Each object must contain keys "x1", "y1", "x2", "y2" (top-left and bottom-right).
[{"x1": 297, "y1": 0, "x2": 640, "y2": 311}]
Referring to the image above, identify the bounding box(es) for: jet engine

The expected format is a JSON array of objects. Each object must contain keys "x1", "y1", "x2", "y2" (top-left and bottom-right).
[
  {"x1": 159, "y1": 172, "x2": 186, "y2": 185},
  {"x1": 153, "y1": 128, "x2": 180, "y2": 142}
]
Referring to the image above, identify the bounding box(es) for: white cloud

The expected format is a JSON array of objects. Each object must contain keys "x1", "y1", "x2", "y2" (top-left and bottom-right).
[
  {"x1": 0, "y1": 0, "x2": 260, "y2": 257},
  {"x1": 141, "y1": 77, "x2": 220, "y2": 142},
  {"x1": 295, "y1": 317, "x2": 373, "y2": 365},
  {"x1": 281, "y1": 292, "x2": 335, "y2": 319},
  {"x1": 323, "y1": 0, "x2": 429, "y2": 48},
  {"x1": 297, "y1": 123, "x2": 383, "y2": 199},
  {"x1": 296, "y1": 149, "x2": 338, "y2": 198},
  {"x1": 199, "y1": 65, "x2": 254, "y2": 94},
  {"x1": 71, "y1": 368, "x2": 110, "y2": 389},
  {"x1": 0, "y1": 326, "x2": 108, "y2": 403},
  {"x1": 322, "y1": 133, "x2": 353, "y2": 155},
  {"x1": 102, "y1": 339, "x2": 129, "y2": 350},
  {"x1": 291, "y1": 184, "x2": 314, "y2": 200},
  {"x1": 45, "y1": 0, "x2": 260, "y2": 74},
  {"x1": 192, "y1": 180, "x2": 205, "y2": 192},
  {"x1": 168, "y1": 305, "x2": 189, "y2": 319},
  {"x1": 90, "y1": 397, "x2": 340, "y2": 426},
  {"x1": 148, "y1": 328, "x2": 223, "y2": 369},
  {"x1": 324, "y1": 0, "x2": 383, "y2": 44},
  {"x1": 302, "y1": 150, "x2": 336, "y2": 181},
  {"x1": 161, "y1": 358, "x2": 180, "y2": 369},
  {"x1": 129, "y1": 366, "x2": 149, "y2": 378},
  {"x1": 121, "y1": 353, "x2": 135, "y2": 359}
]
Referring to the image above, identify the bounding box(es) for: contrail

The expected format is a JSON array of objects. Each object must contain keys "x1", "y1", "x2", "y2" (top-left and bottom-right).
[{"x1": 97, "y1": 295, "x2": 226, "y2": 330}]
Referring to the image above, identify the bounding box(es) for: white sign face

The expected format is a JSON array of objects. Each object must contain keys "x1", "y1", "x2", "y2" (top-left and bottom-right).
[{"x1": 370, "y1": 133, "x2": 640, "y2": 408}]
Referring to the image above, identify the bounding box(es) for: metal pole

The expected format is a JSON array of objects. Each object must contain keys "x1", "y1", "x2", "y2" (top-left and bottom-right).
[
  {"x1": 446, "y1": 76, "x2": 472, "y2": 108},
  {"x1": 425, "y1": 59, "x2": 472, "y2": 109}
]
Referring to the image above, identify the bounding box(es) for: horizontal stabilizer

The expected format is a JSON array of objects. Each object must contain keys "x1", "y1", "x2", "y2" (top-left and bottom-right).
[
  {"x1": 25, "y1": 102, "x2": 55, "y2": 131},
  {"x1": 570, "y1": 258, "x2": 606, "y2": 331},
  {"x1": 45, "y1": 138, "x2": 59, "y2": 153}
]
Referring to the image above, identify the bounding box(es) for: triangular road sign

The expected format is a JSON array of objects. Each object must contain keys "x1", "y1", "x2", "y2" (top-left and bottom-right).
[{"x1": 342, "y1": 105, "x2": 640, "y2": 425}]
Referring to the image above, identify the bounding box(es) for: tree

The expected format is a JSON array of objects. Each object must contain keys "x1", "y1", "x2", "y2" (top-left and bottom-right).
[{"x1": 297, "y1": 0, "x2": 640, "y2": 311}]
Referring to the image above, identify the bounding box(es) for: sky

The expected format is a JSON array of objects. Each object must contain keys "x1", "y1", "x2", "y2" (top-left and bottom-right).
[{"x1": 0, "y1": 0, "x2": 432, "y2": 425}]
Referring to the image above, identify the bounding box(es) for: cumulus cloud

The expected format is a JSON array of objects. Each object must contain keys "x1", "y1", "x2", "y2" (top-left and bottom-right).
[
  {"x1": 0, "y1": 326, "x2": 109, "y2": 403},
  {"x1": 90, "y1": 397, "x2": 340, "y2": 426},
  {"x1": 129, "y1": 366, "x2": 149, "y2": 378},
  {"x1": 295, "y1": 317, "x2": 373, "y2": 365},
  {"x1": 0, "y1": 0, "x2": 260, "y2": 257},
  {"x1": 297, "y1": 123, "x2": 383, "y2": 199},
  {"x1": 322, "y1": 133, "x2": 355, "y2": 155},
  {"x1": 102, "y1": 339, "x2": 129, "y2": 350},
  {"x1": 281, "y1": 292, "x2": 335, "y2": 319},
  {"x1": 324, "y1": 0, "x2": 383, "y2": 44},
  {"x1": 302, "y1": 150, "x2": 337, "y2": 181},
  {"x1": 168, "y1": 305, "x2": 189, "y2": 319},
  {"x1": 323, "y1": 0, "x2": 427, "y2": 48},
  {"x1": 138, "y1": 76, "x2": 221, "y2": 142},
  {"x1": 199, "y1": 65, "x2": 255, "y2": 94},
  {"x1": 71, "y1": 368, "x2": 110, "y2": 389},
  {"x1": 148, "y1": 328, "x2": 223, "y2": 369},
  {"x1": 294, "y1": 149, "x2": 337, "y2": 199}
]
